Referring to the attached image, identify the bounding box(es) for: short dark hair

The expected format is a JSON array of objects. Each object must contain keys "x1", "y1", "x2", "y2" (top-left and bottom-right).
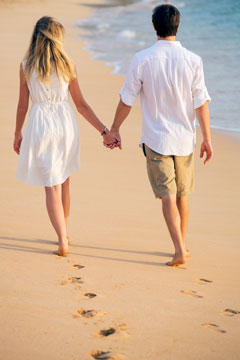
[{"x1": 152, "y1": 4, "x2": 180, "y2": 38}]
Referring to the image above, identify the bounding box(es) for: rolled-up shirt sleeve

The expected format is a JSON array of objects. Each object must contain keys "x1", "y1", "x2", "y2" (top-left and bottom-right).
[
  {"x1": 192, "y1": 57, "x2": 211, "y2": 109},
  {"x1": 120, "y1": 55, "x2": 143, "y2": 106}
]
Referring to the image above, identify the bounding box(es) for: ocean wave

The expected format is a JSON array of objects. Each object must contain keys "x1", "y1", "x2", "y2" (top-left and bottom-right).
[
  {"x1": 118, "y1": 30, "x2": 136, "y2": 39},
  {"x1": 76, "y1": 0, "x2": 240, "y2": 132}
]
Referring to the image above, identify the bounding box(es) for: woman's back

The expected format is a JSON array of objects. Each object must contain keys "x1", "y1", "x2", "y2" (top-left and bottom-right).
[
  {"x1": 24, "y1": 61, "x2": 69, "y2": 105},
  {"x1": 17, "y1": 61, "x2": 80, "y2": 187}
]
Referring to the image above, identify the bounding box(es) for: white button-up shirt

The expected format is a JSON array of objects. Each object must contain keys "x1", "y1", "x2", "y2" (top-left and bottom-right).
[{"x1": 120, "y1": 40, "x2": 211, "y2": 155}]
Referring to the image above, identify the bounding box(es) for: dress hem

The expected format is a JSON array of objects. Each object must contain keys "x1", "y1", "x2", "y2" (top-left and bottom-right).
[{"x1": 16, "y1": 168, "x2": 80, "y2": 187}]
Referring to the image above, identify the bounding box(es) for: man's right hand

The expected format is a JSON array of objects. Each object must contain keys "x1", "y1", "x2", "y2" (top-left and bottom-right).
[{"x1": 200, "y1": 139, "x2": 213, "y2": 165}]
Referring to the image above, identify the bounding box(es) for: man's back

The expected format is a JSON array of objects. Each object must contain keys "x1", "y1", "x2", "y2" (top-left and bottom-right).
[
  {"x1": 120, "y1": 40, "x2": 210, "y2": 155},
  {"x1": 109, "y1": 3, "x2": 213, "y2": 267}
]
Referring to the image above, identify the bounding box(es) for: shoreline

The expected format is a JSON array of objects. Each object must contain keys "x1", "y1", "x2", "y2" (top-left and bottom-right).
[
  {"x1": 0, "y1": 1, "x2": 240, "y2": 360},
  {"x1": 75, "y1": 0, "x2": 240, "y2": 137}
]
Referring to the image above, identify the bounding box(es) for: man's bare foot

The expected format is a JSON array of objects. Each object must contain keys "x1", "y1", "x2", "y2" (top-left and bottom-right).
[{"x1": 166, "y1": 253, "x2": 187, "y2": 266}]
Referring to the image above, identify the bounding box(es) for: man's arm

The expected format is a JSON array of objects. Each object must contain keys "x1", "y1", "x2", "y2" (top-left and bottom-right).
[
  {"x1": 195, "y1": 101, "x2": 213, "y2": 165},
  {"x1": 108, "y1": 99, "x2": 132, "y2": 149},
  {"x1": 107, "y1": 54, "x2": 142, "y2": 149}
]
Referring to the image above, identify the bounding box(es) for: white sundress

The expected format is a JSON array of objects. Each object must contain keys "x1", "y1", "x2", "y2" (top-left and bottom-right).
[{"x1": 17, "y1": 62, "x2": 80, "y2": 187}]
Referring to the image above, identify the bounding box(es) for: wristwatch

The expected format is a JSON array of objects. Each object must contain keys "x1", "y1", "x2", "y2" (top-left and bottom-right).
[{"x1": 101, "y1": 126, "x2": 107, "y2": 136}]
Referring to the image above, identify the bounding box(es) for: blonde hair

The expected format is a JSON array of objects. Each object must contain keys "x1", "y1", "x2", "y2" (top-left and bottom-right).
[{"x1": 24, "y1": 16, "x2": 76, "y2": 83}]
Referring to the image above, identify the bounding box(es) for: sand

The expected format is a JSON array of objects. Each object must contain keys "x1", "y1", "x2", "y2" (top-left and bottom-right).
[{"x1": 0, "y1": 0, "x2": 240, "y2": 359}]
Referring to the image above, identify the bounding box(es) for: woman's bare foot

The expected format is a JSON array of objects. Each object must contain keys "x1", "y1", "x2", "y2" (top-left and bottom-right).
[
  {"x1": 166, "y1": 253, "x2": 187, "y2": 266},
  {"x1": 53, "y1": 239, "x2": 69, "y2": 257},
  {"x1": 53, "y1": 247, "x2": 68, "y2": 257}
]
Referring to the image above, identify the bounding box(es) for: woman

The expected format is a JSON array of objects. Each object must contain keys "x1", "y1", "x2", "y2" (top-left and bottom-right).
[{"x1": 13, "y1": 16, "x2": 116, "y2": 257}]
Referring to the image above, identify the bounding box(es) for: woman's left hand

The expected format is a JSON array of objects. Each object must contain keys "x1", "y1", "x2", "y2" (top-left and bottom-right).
[{"x1": 13, "y1": 132, "x2": 23, "y2": 154}]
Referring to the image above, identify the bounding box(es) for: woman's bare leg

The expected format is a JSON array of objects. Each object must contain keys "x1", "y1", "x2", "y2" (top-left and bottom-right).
[
  {"x1": 61, "y1": 177, "x2": 71, "y2": 244},
  {"x1": 45, "y1": 184, "x2": 68, "y2": 255},
  {"x1": 62, "y1": 177, "x2": 70, "y2": 225}
]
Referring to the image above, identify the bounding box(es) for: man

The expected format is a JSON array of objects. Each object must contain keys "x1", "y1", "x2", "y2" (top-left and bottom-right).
[{"x1": 107, "y1": 4, "x2": 213, "y2": 266}]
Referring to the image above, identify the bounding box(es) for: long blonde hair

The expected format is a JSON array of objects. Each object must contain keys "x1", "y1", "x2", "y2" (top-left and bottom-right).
[{"x1": 24, "y1": 16, "x2": 76, "y2": 83}]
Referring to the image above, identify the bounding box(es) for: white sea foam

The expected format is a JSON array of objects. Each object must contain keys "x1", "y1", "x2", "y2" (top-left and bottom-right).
[
  {"x1": 77, "y1": 0, "x2": 240, "y2": 132},
  {"x1": 118, "y1": 30, "x2": 136, "y2": 39},
  {"x1": 97, "y1": 23, "x2": 110, "y2": 32}
]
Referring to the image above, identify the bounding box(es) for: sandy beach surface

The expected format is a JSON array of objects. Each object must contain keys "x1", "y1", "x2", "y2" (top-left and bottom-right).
[{"x1": 0, "y1": 0, "x2": 240, "y2": 359}]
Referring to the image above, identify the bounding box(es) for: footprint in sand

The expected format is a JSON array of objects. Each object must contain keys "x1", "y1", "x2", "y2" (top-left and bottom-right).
[
  {"x1": 83, "y1": 292, "x2": 97, "y2": 299},
  {"x1": 202, "y1": 323, "x2": 227, "y2": 333},
  {"x1": 94, "y1": 323, "x2": 129, "y2": 339},
  {"x1": 195, "y1": 278, "x2": 213, "y2": 285},
  {"x1": 220, "y1": 309, "x2": 240, "y2": 317},
  {"x1": 90, "y1": 351, "x2": 112, "y2": 360},
  {"x1": 95, "y1": 327, "x2": 116, "y2": 337},
  {"x1": 180, "y1": 290, "x2": 203, "y2": 298},
  {"x1": 60, "y1": 276, "x2": 83, "y2": 286},
  {"x1": 73, "y1": 264, "x2": 85, "y2": 269},
  {"x1": 68, "y1": 276, "x2": 84, "y2": 284},
  {"x1": 89, "y1": 350, "x2": 124, "y2": 360},
  {"x1": 73, "y1": 308, "x2": 107, "y2": 319}
]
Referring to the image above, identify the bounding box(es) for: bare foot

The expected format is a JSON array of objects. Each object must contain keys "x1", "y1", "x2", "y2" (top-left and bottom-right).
[
  {"x1": 166, "y1": 253, "x2": 187, "y2": 266},
  {"x1": 53, "y1": 247, "x2": 68, "y2": 257},
  {"x1": 54, "y1": 239, "x2": 68, "y2": 257}
]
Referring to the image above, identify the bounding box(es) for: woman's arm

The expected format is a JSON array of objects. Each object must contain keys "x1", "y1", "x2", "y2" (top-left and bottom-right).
[
  {"x1": 13, "y1": 64, "x2": 29, "y2": 154},
  {"x1": 69, "y1": 74, "x2": 117, "y2": 146}
]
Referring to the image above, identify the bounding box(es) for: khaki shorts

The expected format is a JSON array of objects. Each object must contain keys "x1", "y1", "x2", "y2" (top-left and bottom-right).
[{"x1": 143, "y1": 144, "x2": 194, "y2": 199}]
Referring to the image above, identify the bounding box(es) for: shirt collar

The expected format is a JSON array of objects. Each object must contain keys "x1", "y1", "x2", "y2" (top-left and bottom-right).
[{"x1": 154, "y1": 40, "x2": 182, "y2": 48}]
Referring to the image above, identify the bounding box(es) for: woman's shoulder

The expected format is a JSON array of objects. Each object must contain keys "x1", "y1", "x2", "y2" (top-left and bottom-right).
[{"x1": 20, "y1": 59, "x2": 27, "y2": 71}]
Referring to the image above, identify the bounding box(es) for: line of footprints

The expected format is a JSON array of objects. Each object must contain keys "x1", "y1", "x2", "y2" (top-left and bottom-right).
[
  {"x1": 181, "y1": 278, "x2": 240, "y2": 334},
  {"x1": 61, "y1": 262, "x2": 125, "y2": 360},
  {"x1": 61, "y1": 264, "x2": 239, "y2": 358}
]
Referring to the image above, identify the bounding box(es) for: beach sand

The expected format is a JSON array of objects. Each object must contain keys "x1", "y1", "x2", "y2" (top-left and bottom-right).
[{"x1": 0, "y1": 0, "x2": 240, "y2": 359}]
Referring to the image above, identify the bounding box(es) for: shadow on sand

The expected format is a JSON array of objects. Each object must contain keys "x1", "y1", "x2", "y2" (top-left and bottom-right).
[{"x1": 0, "y1": 236, "x2": 172, "y2": 267}]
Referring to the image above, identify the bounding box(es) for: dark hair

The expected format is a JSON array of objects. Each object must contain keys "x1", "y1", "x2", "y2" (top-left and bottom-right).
[{"x1": 152, "y1": 4, "x2": 180, "y2": 38}]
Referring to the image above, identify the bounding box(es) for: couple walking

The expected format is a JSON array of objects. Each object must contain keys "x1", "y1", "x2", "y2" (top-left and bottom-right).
[{"x1": 14, "y1": 4, "x2": 213, "y2": 266}]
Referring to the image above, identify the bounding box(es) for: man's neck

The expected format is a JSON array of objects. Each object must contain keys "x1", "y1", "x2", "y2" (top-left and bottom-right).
[{"x1": 157, "y1": 36, "x2": 176, "y2": 41}]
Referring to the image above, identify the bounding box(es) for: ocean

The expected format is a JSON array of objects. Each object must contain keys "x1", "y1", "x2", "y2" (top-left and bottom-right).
[{"x1": 76, "y1": 0, "x2": 240, "y2": 133}]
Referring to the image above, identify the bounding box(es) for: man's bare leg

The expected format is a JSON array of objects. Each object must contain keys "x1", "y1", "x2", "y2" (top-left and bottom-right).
[
  {"x1": 161, "y1": 194, "x2": 187, "y2": 266},
  {"x1": 176, "y1": 196, "x2": 190, "y2": 255}
]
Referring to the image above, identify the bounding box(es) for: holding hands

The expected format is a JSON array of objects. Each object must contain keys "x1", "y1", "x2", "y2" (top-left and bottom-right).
[
  {"x1": 102, "y1": 127, "x2": 122, "y2": 150},
  {"x1": 102, "y1": 100, "x2": 131, "y2": 150}
]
